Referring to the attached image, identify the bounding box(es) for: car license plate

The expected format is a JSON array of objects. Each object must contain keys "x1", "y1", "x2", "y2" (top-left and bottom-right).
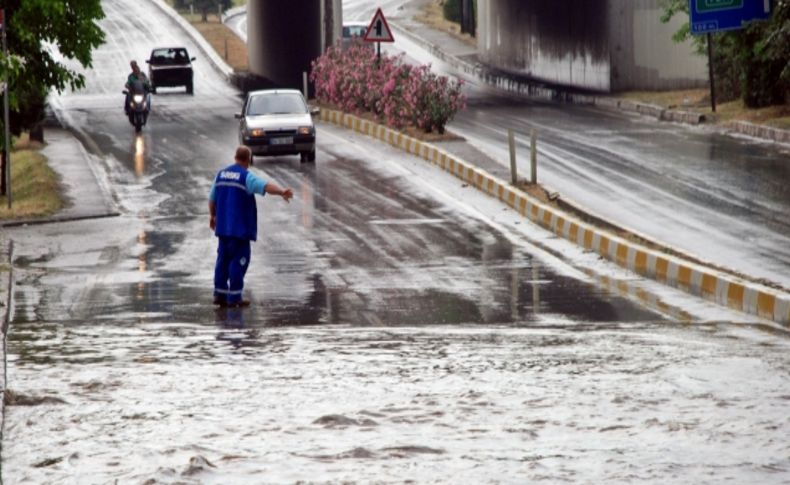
[{"x1": 271, "y1": 137, "x2": 293, "y2": 145}]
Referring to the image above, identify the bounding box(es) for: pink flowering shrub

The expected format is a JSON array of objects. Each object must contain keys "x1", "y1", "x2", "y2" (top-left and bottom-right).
[{"x1": 311, "y1": 41, "x2": 466, "y2": 134}]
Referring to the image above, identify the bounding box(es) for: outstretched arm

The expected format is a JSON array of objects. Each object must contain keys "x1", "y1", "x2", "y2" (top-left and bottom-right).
[
  {"x1": 265, "y1": 181, "x2": 293, "y2": 202},
  {"x1": 245, "y1": 171, "x2": 293, "y2": 202}
]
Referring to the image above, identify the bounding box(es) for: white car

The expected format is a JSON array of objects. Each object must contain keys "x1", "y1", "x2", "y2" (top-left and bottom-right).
[
  {"x1": 236, "y1": 89, "x2": 318, "y2": 163},
  {"x1": 341, "y1": 21, "x2": 374, "y2": 52}
]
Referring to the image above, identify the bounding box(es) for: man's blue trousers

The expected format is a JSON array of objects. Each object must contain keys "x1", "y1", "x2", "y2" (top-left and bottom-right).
[{"x1": 214, "y1": 236, "x2": 251, "y2": 304}]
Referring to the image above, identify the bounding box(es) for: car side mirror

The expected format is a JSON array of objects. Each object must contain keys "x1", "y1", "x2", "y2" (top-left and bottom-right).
[
  {"x1": 122, "y1": 90, "x2": 129, "y2": 95},
  {"x1": 191, "y1": 57, "x2": 196, "y2": 61},
  {"x1": 234, "y1": 113, "x2": 242, "y2": 119},
  {"x1": 310, "y1": 106, "x2": 321, "y2": 116},
  {"x1": 144, "y1": 60, "x2": 149, "y2": 63}
]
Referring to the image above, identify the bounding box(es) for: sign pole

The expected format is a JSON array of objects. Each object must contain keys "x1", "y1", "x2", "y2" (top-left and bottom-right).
[{"x1": 706, "y1": 32, "x2": 716, "y2": 113}]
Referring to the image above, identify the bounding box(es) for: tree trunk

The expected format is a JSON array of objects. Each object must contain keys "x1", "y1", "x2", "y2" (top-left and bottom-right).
[{"x1": 1, "y1": 150, "x2": 6, "y2": 197}]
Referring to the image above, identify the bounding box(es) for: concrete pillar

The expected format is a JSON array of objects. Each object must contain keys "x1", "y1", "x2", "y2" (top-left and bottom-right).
[
  {"x1": 247, "y1": 0, "x2": 323, "y2": 90},
  {"x1": 321, "y1": 0, "x2": 343, "y2": 52},
  {"x1": 461, "y1": 0, "x2": 475, "y2": 37}
]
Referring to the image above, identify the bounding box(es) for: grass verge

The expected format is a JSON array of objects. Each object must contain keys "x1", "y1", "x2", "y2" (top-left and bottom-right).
[
  {"x1": 621, "y1": 89, "x2": 790, "y2": 129},
  {"x1": 0, "y1": 134, "x2": 65, "y2": 221},
  {"x1": 415, "y1": 0, "x2": 477, "y2": 48},
  {"x1": 185, "y1": 13, "x2": 249, "y2": 72},
  {"x1": 166, "y1": 5, "x2": 249, "y2": 72}
]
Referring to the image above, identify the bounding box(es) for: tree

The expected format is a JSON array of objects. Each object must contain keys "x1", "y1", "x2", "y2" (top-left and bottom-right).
[
  {"x1": 660, "y1": 0, "x2": 789, "y2": 108},
  {"x1": 0, "y1": 0, "x2": 105, "y2": 137}
]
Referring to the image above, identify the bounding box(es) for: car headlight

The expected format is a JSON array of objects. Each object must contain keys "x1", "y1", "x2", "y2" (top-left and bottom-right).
[
  {"x1": 297, "y1": 126, "x2": 313, "y2": 135},
  {"x1": 249, "y1": 128, "x2": 265, "y2": 137},
  {"x1": 133, "y1": 94, "x2": 144, "y2": 104}
]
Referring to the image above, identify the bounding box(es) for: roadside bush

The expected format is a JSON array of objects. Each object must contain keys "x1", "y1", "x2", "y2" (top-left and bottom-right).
[{"x1": 311, "y1": 41, "x2": 466, "y2": 134}]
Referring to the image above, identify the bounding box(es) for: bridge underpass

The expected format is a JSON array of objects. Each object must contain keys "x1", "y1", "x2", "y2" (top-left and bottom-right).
[
  {"x1": 246, "y1": 0, "x2": 342, "y2": 92},
  {"x1": 474, "y1": 0, "x2": 706, "y2": 92},
  {"x1": 243, "y1": 0, "x2": 705, "y2": 94}
]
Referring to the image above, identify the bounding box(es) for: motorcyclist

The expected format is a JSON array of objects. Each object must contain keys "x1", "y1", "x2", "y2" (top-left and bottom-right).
[{"x1": 124, "y1": 60, "x2": 151, "y2": 115}]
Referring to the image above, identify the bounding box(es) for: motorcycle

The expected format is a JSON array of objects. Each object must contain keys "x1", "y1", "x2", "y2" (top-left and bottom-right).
[{"x1": 123, "y1": 80, "x2": 151, "y2": 132}]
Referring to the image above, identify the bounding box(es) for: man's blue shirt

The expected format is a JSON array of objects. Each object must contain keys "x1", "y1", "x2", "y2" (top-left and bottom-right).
[
  {"x1": 209, "y1": 169, "x2": 267, "y2": 202},
  {"x1": 210, "y1": 165, "x2": 268, "y2": 241}
]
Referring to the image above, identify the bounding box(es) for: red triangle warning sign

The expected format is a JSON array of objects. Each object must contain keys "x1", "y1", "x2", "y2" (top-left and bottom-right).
[{"x1": 364, "y1": 8, "x2": 395, "y2": 43}]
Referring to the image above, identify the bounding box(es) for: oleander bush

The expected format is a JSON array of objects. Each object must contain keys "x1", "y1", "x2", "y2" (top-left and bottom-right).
[{"x1": 310, "y1": 41, "x2": 466, "y2": 134}]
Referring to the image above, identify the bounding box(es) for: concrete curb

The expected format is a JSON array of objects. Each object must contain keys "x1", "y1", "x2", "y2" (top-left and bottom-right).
[
  {"x1": 1, "y1": 239, "x2": 13, "y2": 445},
  {"x1": 725, "y1": 120, "x2": 790, "y2": 144},
  {"x1": 319, "y1": 108, "x2": 790, "y2": 326},
  {"x1": 0, "y1": 212, "x2": 120, "y2": 229},
  {"x1": 147, "y1": 0, "x2": 234, "y2": 83},
  {"x1": 391, "y1": 23, "x2": 787, "y2": 142}
]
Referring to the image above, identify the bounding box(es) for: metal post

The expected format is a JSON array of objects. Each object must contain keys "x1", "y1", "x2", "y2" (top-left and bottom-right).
[
  {"x1": 530, "y1": 129, "x2": 537, "y2": 184},
  {"x1": 190, "y1": 3, "x2": 194, "y2": 16},
  {"x1": 224, "y1": 37, "x2": 228, "y2": 60},
  {"x1": 303, "y1": 71, "x2": 309, "y2": 100},
  {"x1": 707, "y1": 32, "x2": 716, "y2": 113},
  {"x1": 218, "y1": 3, "x2": 222, "y2": 21},
  {"x1": 2, "y1": 10, "x2": 10, "y2": 209},
  {"x1": 508, "y1": 129, "x2": 517, "y2": 185}
]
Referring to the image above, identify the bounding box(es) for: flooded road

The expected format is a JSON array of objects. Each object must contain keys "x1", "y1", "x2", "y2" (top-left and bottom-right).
[
  {"x1": 3, "y1": 0, "x2": 789, "y2": 483},
  {"x1": 4, "y1": 130, "x2": 788, "y2": 482},
  {"x1": 5, "y1": 314, "x2": 790, "y2": 483}
]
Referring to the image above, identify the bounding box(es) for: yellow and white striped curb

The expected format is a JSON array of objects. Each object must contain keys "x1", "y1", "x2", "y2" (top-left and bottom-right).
[{"x1": 320, "y1": 109, "x2": 790, "y2": 326}]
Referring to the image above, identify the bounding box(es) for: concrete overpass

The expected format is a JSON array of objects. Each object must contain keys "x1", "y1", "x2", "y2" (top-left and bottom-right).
[
  {"x1": 244, "y1": 0, "x2": 705, "y2": 94},
  {"x1": 478, "y1": 0, "x2": 707, "y2": 92}
]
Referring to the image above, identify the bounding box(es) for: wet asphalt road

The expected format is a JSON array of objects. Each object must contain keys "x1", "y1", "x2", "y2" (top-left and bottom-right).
[
  {"x1": 2, "y1": 0, "x2": 790, "y2": 483},
  {"x1": 301, "y1": 0, "x2": 790, "y2": 290},
  {"x1": 448, "y1": 95, "x2": 790, "y2": 291}
]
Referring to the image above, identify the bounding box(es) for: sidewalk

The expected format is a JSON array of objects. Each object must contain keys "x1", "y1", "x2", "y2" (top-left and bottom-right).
[
  {"x1": 0, "y1": 125, "x2": 120, "y2": 229},
  {"x1": 0, "y1": 239, "x2": 11, "y2": 445}
]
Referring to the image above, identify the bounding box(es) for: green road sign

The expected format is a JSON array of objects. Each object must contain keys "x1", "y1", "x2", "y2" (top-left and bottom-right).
[{"x1": 696, "y1": 0, "x2": 743, "y2": 13}]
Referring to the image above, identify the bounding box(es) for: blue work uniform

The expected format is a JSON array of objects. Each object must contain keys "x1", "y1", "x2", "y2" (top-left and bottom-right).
[{"x1": 209, "y1": 164, "x2": 268, "y2": 304}]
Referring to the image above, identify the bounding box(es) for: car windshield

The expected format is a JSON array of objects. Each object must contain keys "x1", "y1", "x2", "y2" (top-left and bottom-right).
[
  {"x1": 150, "y1": 48, "x2": 190, "y2": 65},
  {"x1": 343, "y1": 25, "x2": 367, "y2": 38},
  {"x1": 247, "y1": 93, "x2": 307, "y2": 116}
]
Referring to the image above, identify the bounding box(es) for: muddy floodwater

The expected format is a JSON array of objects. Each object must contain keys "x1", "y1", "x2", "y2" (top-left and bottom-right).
[{"x1": 3, "y1": 317, "x2": 790, "y2": 484}]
